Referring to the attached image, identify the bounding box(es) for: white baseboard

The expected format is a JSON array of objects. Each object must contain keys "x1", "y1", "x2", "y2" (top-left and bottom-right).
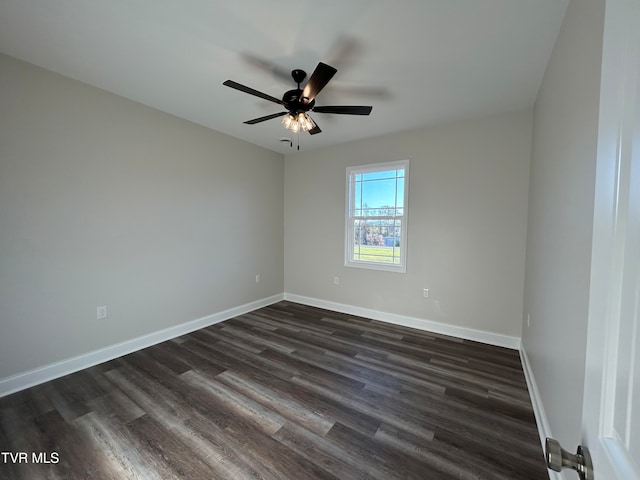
[
  {"x1": 520, "y1": 345, "x2": 561, "y2": 480},
  {"x1": 0, "y1": 294, "x2": 284, "y2": 398},
  {"x1": 283, "y1": 293, "x2": 521, "y2": 350}
]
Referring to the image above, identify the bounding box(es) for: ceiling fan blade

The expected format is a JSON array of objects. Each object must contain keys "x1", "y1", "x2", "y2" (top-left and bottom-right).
[
  {"x1": 308, "y1": 116, "x2": 321, "y2": 135},
  {"x1": 308, "y1": 125, "x2": 322, "y2": 135},
  {"x1": 240, "y1": 53, "x2": 292, "y2": 82},
  {"x1": 223, "y1": 80, "x2": 286, "y2": 106},
  {"x1": 243, "y1": 112, "x2": 288, "y2": 125},
  {"x1": 301, "y1": 62, "x2": 337, "y2": 104},
  {"x1": 312, "y1": 105, "x2": 372, "y2": 115}
]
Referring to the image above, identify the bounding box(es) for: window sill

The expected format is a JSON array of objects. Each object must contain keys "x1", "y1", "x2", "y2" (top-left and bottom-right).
[{"x1": 344, "y1": 260, "x2": 407, "y2": 273}]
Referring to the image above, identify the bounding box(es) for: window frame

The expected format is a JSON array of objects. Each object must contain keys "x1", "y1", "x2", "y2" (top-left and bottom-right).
[{"x1": 344, "y1": 159, "x2": 410, "y2": 273}]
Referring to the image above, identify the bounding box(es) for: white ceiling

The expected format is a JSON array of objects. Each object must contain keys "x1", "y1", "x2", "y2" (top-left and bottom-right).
[{"x1": 0, "y1": 0, "x2": 569, "y2": 154}]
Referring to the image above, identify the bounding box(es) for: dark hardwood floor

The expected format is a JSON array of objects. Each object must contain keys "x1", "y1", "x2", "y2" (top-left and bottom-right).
[{"x1": 0, "y1": 301, "x2": 549, "y2": 479}]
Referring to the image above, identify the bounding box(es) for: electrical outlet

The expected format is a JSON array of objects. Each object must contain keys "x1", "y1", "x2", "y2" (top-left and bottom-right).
[
  {"x1": 527, "y1": 313, "x2": 531, "y2": 327},
  {"x1": 97, "y1": 305, "x2": 108, "y2": 320},
  {"x1": 255, "y1": 274, "x2": 261, "y2": 283},
  {"x1": 423, "y1": 288, "x2": 430, "y2": 298},
  {"x1": 334, "y1": 276, "x2": 340, "y2": 285}
]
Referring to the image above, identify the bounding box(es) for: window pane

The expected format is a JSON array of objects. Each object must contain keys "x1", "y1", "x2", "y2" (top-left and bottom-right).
[
  {"x1": 352, "y1": 167, "x2": 405, "y2": 217},
  {"x1": 361, "y1": 177, "x2": 396, "y2": 212},
  {"x1": 396, "y1": 177, "x2": 405, "y2": 209},
  {"x1": 354, "y1": 180, "x2": 363, "y2": 216},
  {"x1": 361, "y1": 170, "x2": 397, "y2": 181},
  {"x1": 352, "y1": 219, "x2": 402, "y2": 264}
]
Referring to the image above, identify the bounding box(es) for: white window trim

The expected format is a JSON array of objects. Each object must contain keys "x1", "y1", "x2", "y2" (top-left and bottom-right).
[{"x1": 344, "y1": 159, "x2": 409, "y2": 273}]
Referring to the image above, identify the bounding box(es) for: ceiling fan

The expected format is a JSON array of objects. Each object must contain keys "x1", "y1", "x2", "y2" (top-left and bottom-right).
[{"x1": 222, "y1": 62, "x2": 372, "y2": 136}]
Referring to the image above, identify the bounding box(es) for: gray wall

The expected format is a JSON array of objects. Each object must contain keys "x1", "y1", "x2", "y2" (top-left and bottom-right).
[
  {"x1": 522, "y1": 0, "x2": 605, "y2": 451},
  {"x1": 0, "y1": 54, "x2": 284, "y2": 379},
  {"x1": 284, "y1": 110, "x2": 532, "y2": 338}
]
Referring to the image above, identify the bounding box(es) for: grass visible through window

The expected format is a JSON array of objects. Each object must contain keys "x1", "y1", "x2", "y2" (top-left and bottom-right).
[{"x1": 352, "y1": 245, "x2": 401, "y2": 264}]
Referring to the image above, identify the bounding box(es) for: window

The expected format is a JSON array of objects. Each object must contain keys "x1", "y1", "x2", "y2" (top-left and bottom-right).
[{"x1": 345, "y1": 160, "x2": 409, "y2": 272}]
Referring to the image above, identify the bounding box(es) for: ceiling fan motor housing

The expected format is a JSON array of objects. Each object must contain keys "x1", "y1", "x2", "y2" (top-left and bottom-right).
[{"x1": 283, "y1": 89, "x2": 315, "y2": 114}]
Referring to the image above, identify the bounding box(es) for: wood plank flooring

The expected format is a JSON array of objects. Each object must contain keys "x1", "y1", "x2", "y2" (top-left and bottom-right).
[{"x1": 0, "y1": 302, "x2": 549, "y2": 479}]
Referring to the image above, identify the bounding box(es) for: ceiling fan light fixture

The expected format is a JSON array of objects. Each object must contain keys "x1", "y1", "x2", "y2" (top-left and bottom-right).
[
  {"x1": 298, "y1": 112, "x2": 314, "y2": 132},
  {"x1": 282, "y1": 113, "x2": 296, "y2": 130},
  {"x1": 282, "y1": 112, "x2": 314, "y2": 133}
]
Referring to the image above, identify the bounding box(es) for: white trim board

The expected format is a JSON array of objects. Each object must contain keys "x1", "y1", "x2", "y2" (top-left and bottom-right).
[
  {"x1": 283, "y1": 293, "x2": 521, "y2": 350},
  {"x1": 0, "y1": 294, "x2": 284, "y2": 398},
  {"x1": 520, "y1": 346, "x2": 560, "y2": 480}
]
